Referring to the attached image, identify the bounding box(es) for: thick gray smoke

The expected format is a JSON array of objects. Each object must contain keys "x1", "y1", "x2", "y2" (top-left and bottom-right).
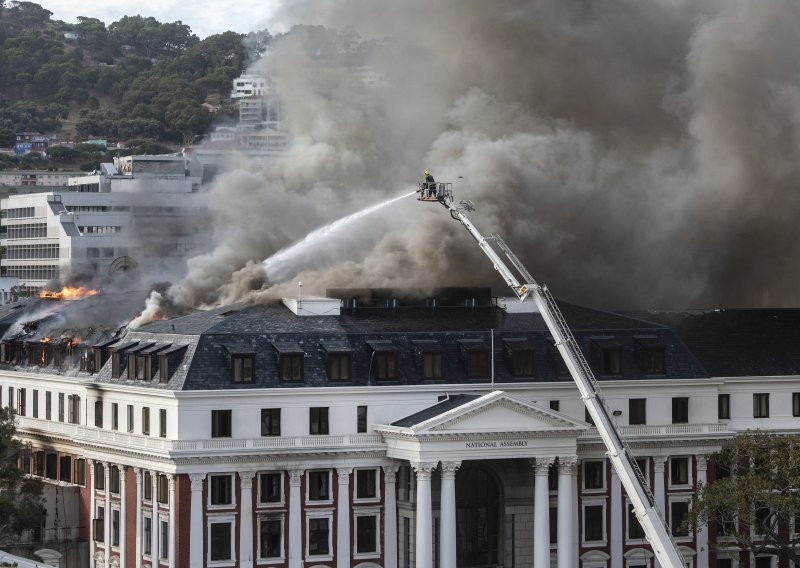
[{"x1": 160, "y1": 0, "x2": 800, "y2": 317}]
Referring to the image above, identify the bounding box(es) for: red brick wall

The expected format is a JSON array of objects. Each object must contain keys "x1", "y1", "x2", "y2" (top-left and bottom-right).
[
  {"x1": 176, "y1": 474, "x2": 191, "y2": 567},
  {"x1": 125, "y1": 466, "x2": 137, "y2": 567}
]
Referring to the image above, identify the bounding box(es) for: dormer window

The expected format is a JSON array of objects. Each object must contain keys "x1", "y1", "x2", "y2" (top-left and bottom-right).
[
  {"x1": 593, "y1": 338, "x2": 622, "y2": 375},
  {"x1": 367, "y1": 340, "x2": 398, "y2": 381},
  {"x1": 232, "y1": 355, "x2": 255, "y2": 383},
  {"x1": 504, "y1": 339, "x2": 534, "y2": 378},
  {"x1": 636, "y1": 337, "x2": 666, "y2": 375},
  {"x1": 322, "y1": 344, "x2": 351, "y2": 382},
  {"x1": 275, "y1": 343, "x2": 304, "y2": 383}
]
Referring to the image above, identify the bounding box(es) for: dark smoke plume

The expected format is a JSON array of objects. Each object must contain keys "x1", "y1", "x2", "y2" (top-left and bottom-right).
[{"x1": 153, "y1": 0, "x2": 800, "y2": 321}]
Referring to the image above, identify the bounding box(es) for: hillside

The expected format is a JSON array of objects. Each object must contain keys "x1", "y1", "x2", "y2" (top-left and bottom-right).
[{"x1": 0, "y1": 1, "x2": 270, "y2": 169}]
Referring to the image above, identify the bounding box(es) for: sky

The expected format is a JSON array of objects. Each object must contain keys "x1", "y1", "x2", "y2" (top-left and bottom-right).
[{"x1": 30, "y1": 0, "x2": 282, "y2": 39}]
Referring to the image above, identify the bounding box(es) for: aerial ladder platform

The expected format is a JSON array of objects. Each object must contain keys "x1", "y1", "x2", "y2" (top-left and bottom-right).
[{"x1": 417, "y1": 182, "x2": 688, "y2": 568}]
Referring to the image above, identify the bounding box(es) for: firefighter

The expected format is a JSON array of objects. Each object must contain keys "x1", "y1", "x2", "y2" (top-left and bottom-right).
[{"x1": 424, "y1": 170, "x2": 436, "y2": 197}]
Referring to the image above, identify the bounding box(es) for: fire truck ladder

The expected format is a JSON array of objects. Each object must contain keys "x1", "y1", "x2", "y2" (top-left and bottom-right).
[{"x1": 441, "y1": 197, "x2": 687, "y2": 568}]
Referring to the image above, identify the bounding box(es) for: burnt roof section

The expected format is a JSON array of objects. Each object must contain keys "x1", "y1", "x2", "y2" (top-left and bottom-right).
[
  {"x1": 392, "y1": 394, "x2": 482, "y2": 427},
  {"x1": 629, "y1": 309, "x2": 800, "y2": 377}
]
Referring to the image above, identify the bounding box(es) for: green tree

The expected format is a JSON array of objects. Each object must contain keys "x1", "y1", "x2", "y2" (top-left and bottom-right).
[
  {"x1": 689, "y1": 431, "x2": 800, "y2": 565},
  {"x1": 0, "y1": 407, "x2": 46, "y2": 546}
]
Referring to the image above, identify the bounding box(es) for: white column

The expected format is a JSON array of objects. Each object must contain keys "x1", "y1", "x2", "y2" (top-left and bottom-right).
[
  {"x1": 557, "y1": 457, "x2": 577, "y2": 568},
  {"x1": 88, "y1": 459, "x2": 96, "y2": 563},
  {"x1": 610, "y1": 467, "x2": 622, "y2": 568},
  {"x1": 653, "y1": 457, "x2": 667, "y2": 568},
  {"x1": 135, "y1": 468, "x2": 143, "y2": 568},
  {"x1": 336, "y1": 468, "x2": 353, "y2": 568},
  {"x1": 168, "y1": 474, "x2": 176, "y2": 568},
  {"x1": 411, "y1": 462, "x2": 437, "y2": 568},
  {"x1": 288, "y1": 469, "x2": 304, "y2": 568},
  {"x1": 533, "y1": 458, "x2": 553, "y2": 568},
  {"x1": 104, "y1": 463, "x2": 111, "y2": 568},
  {"x1": 696, "y1": 456, "x2": 709, "y2": 568},
  {"x1": 383, "y1": 465, "x2": 400, "y2": 568},
  {"x1": 120, "y1": 466, "x2": 127, "y2": 568},
  {"x1": 240, "y1": 472, "x2": 255, "y2": 568},
  {"x1": 439, "y1": 461, "x2": 461, "y2": 568},
  {"x1": 151, "y1": 471, "x2": 159, "y2": 567},
  {"x1": 189, "y1": 474, "x2": 205, "y2": 568}
]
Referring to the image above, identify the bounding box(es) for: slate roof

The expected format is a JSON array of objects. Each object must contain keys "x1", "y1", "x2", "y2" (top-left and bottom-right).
[
  {"x1": 92, "y1": 295, "x2": 708, "y2": 391},
  {"x1": 629, "y1": 309, "x2": 800, "y2": 377},
  {"x1": 391, "y1": 394, "x2": 482, "y2": 427}
]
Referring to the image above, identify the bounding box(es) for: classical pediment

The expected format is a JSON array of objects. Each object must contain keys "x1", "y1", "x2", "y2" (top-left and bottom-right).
[{"x1": 385, "y1": 391, "x2": 587, "y2": 436}]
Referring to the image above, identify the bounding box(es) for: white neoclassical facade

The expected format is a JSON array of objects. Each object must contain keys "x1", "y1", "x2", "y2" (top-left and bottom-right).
[{"x1": 0, "y1": 289, "x2": 796, "y2": 568}]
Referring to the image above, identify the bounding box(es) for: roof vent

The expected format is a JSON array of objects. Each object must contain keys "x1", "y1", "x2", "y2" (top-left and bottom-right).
[{"x1": 282, "y1": 296, "x2": 341, "y2": 317}]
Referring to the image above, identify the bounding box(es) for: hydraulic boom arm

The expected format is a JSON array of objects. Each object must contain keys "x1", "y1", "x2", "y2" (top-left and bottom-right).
[{"x1": 425, "y1": 187, "x2": 687, "y2": 568}]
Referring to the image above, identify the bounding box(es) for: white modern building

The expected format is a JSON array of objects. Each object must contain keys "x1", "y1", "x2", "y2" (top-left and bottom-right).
[{"x1": 0, "y1": 155, "x2": 208, "y2": 292}]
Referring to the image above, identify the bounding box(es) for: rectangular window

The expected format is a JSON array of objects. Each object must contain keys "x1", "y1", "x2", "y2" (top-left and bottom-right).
[
  {"x1": 549, "y1": 400, "x2": 560, "y2": 411},
  {"x1": 670, "y1": 501, "x2": 690, "y2": 536},
  {"x1": 602, "y1": 348, "x2": 622, "y2": 374},
  {"x1": 670, "y1": 457, "x2": 690, "y2": 486},
  {"x1": 160, "y1": 520, "x2": 168, "y2": 559},
  {"x1": 7, "y1": 386, "x2": 13, "y2": 410},
  {"x1": 260, "y1": 408, "x2": 281, "y2": 436},
  {"x1": 75, "y1": 459, "x2": 86, "y2": 486},
  {"x1": 421, "y1": 350, "x2": 443, "y2": 379},
  {"x1": 68, "y1": 395, "x2": 80, "y2": 424},
  {"x1": 144, "y1": 472, "x2": 152, "y2": 501},
  {"x1": 210, "y1": 522, "x2": 233, "y2": 561},
  {"x1": 466, "y1": 349, "x2": 489, "y2": 379},
  {"x1": 356, "y1": 515, "x2": 378, "y2": 554},
  {"x1": 642, "y1": 347, "x2": 665, "y2": 374},
  {"x1": 157, "y1": 474, "x2": 168, "y2": 504},
  {"x1": 308, "y1": 470, "x2": 331, "y2": 501},
  {"x1": 231, "y1": 354, "x2": 255, "y2": 383},
  {"x1": 584, "y1": 504, "x2": 604, "y2": 541},
  {"x1": 629, "y1": 399, "x2": 646, "y2": 425},
  {"x1": 279, "y1": 353, "x2": 303, "y2": 382},
  {"x1": 753, "y1": 393, "x2": 770, "y2": 418},
  {"x1": 210, "y1": 474, "x2": 233, "y2": 506},
  {"x1": 111, "y1": 403, "x2": 118, "y2": 430},
  {"x1": 127, "y1": 353, "x2": 137, "y2": 380},
  {"x1": 59, "y1": 455, "x2": 72, "y2": 483},
  {"x1": 142, "y1": 407, "x2": 150, "y2": 435},
  {"x1": 211, "y1": 409, "x2": 232, "y2": 438},
  {"x1": 143, "y1": 517, "x2": 152, "y2": 555},
  {"x1": 159, "y1": 409, "x2": 167, "y2": 438},
  {"x1": 718, "y1": 394, "x2": 731, "y2": 420},
  {"x1": 110, "y1": 466, "x2": 120, "y2": 494},
  {"x1": 628, "y1": 503, "x2": 646, "y2": 539},
  {"x1": 32, "y1": 389, "x2": 38, "y2": 418},
  {"x1": 45, "y1": 391, "x2": 52, "y2": 420},
  {"x1": 159, "y1": 355, "x2": 169, "y2": 383},
  {"x1": 259, "y1": 472, "x2": 282, "y2": 504},
  {"x1": 372, "y1": 351, "x2": 397, "y2": 380},
  {"x1": 585, "y1": 407, "x2": 595, "y2": 426},
  {"x1": 112, "y1": 352, "x2": 121, "y2": 378},
  {"x1": 95, "y1": 400, "x2": 103, "y2": 428},
  {"x1": 127, "y1": 404, "x2": 134, "y2": 433},
  {"x1": 511, "y1": 349, "x2": 534, "y2": 377},
  {"x1": 356, "y1": 468, "x2": 378, "y2": 500},
  {"x1": 549, "y1": 507, "x2": 558, "y2": 543},
  {"x1": 308, "y1": 517, "x2": 330, "y2": 556},
  {"x1": 309, "y1": 407, "x2": 329, "y2": 435},
  {"x1": 95, "y1": 506, "x2": 105, "y2": 542},
  {"x1": 584, "y1": 460, "x2": 604, "y2": 490},
  {"x1": 672, "y1": 397, "x2": 689, "y2": 424},
  {"x1": 357, "y1": 405, "x2": 368, "y2": 433},
  {"x1": 58, "y1": 392, "x2": 64, "y2": 422},
  {"x1": 16, "y1": 388, "x2": 25, "y2": 416},
  {"x1": 260, "y1": 518, "x2": 282, "y2": 559},
  {"x1": 45, "y1": 452, "x2": 57, "y2": 479},
  {"x1": 112, "y1": 509, "x2": 120, "y2": 546},
  {"x1": 327, "y1": 352, "x2": 351, "y2": 381},
  {"x1": 793, "y1": 393, "x2": 800, "y2": 417},
  {"x1": 95, "y1": 462, "x2": 105, "y2": 490}
]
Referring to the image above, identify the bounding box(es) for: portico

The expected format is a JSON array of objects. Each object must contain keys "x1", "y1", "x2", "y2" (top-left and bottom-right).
[{"x1": 376, "y1": 390, "x2": 588, "y2": 568}]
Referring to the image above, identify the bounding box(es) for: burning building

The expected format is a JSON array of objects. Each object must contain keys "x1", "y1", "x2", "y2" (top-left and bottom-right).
[{"x1": 0, "y1": 287, "x2": 799, "y2": 567}]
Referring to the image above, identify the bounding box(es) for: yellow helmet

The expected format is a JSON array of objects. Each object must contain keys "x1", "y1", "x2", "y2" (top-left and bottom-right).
[{"x1": 424, "y1": 170, "x2": 430, "y2": 176}]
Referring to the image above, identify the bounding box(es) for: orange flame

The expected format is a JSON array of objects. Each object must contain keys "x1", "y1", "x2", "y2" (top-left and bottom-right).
[
  {"x1": 39, "y1": 286, "x2": 99, "y2": 300},
  {"x1": 67, "y1": 338, "x2": 80, "y2": 348},
  {"x1": 39, "y1": 337, "x2": 51, "y2": 343}
]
